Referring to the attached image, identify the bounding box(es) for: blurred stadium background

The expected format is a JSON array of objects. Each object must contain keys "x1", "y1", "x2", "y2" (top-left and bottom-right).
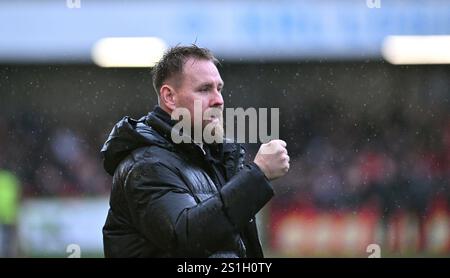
[{"x1": 0, "y1": 0, "x2": 449, "y2": 257}]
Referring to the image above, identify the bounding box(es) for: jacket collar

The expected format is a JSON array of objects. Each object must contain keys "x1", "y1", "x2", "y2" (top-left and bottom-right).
[
  {"x1": 146, "y1": 106, "x2": 244, "y2": 180},
  {"x1": 146, "y1": 106, "x2": 240, "y2": 162},
  {"x1": 146, "y1": 105, "x2": 208, "y2": 156}
]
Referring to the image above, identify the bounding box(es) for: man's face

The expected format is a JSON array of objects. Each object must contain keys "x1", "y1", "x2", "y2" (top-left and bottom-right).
[{"x1": 173, "y1": 57, "x2": 224, "y2": 132}]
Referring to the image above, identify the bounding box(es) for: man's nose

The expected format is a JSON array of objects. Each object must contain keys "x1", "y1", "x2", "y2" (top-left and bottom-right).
[{"x1": 210, "y1": 89, "x2": 224, "y2": 108}]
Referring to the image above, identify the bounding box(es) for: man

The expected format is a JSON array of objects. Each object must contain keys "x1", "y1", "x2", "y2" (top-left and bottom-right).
[
  {"x1": 0, "y1": 168, "x2": 20, "y2": 257},
  {"x1": 101, "y1": 45, "x2": 289, "y2": 258}
]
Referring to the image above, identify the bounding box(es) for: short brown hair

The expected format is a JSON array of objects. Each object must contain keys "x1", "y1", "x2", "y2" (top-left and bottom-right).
[{"x1": 151, "y1": 45, "x2": 219, "y2": 96}]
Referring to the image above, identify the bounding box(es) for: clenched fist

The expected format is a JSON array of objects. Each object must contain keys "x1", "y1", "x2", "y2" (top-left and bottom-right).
[{"x1": 253, "y1": 139, "x2": 290, "y2": 181}]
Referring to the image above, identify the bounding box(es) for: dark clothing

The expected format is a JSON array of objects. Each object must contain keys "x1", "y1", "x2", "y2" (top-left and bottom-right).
[{"x1": 101, "y1": 106, "x2": 274, "y2": 258}]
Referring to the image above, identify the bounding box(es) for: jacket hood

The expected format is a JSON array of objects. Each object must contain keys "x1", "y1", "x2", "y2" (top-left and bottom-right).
[
  {"x1": 101, "y1": 106, "x2": 241, "y2": 176},
  {"x1": 101, "y1": 113, "x2": 170, "y2": 176}
]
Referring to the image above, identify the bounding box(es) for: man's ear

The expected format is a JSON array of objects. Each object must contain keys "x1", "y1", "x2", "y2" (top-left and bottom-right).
[{"x1": 160, "y1": 84, "x2": 177, "y2": 112}]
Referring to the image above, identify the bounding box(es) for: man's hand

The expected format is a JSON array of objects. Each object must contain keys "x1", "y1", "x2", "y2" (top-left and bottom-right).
[{"x1": 253, "y1": 139, "x2": 290, "y2": 181}]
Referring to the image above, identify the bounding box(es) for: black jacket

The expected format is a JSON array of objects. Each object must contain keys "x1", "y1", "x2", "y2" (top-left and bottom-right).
[{"x1": 101, "y1": 106, "x2": 274, "y2": 258}]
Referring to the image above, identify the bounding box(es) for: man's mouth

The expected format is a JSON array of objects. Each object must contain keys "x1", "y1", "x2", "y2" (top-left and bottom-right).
[
  {"x1": 206, "y1": 117, "x2": 220, "y2": 123},
  {"x1": 206, "y1": 114, "x2": 222, "y2": 121}
]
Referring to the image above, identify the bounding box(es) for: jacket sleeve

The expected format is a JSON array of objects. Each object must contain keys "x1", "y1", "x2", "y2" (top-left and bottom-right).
[{"x1": 123, "y1": 160, "x2": 273, "y2": 257}]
